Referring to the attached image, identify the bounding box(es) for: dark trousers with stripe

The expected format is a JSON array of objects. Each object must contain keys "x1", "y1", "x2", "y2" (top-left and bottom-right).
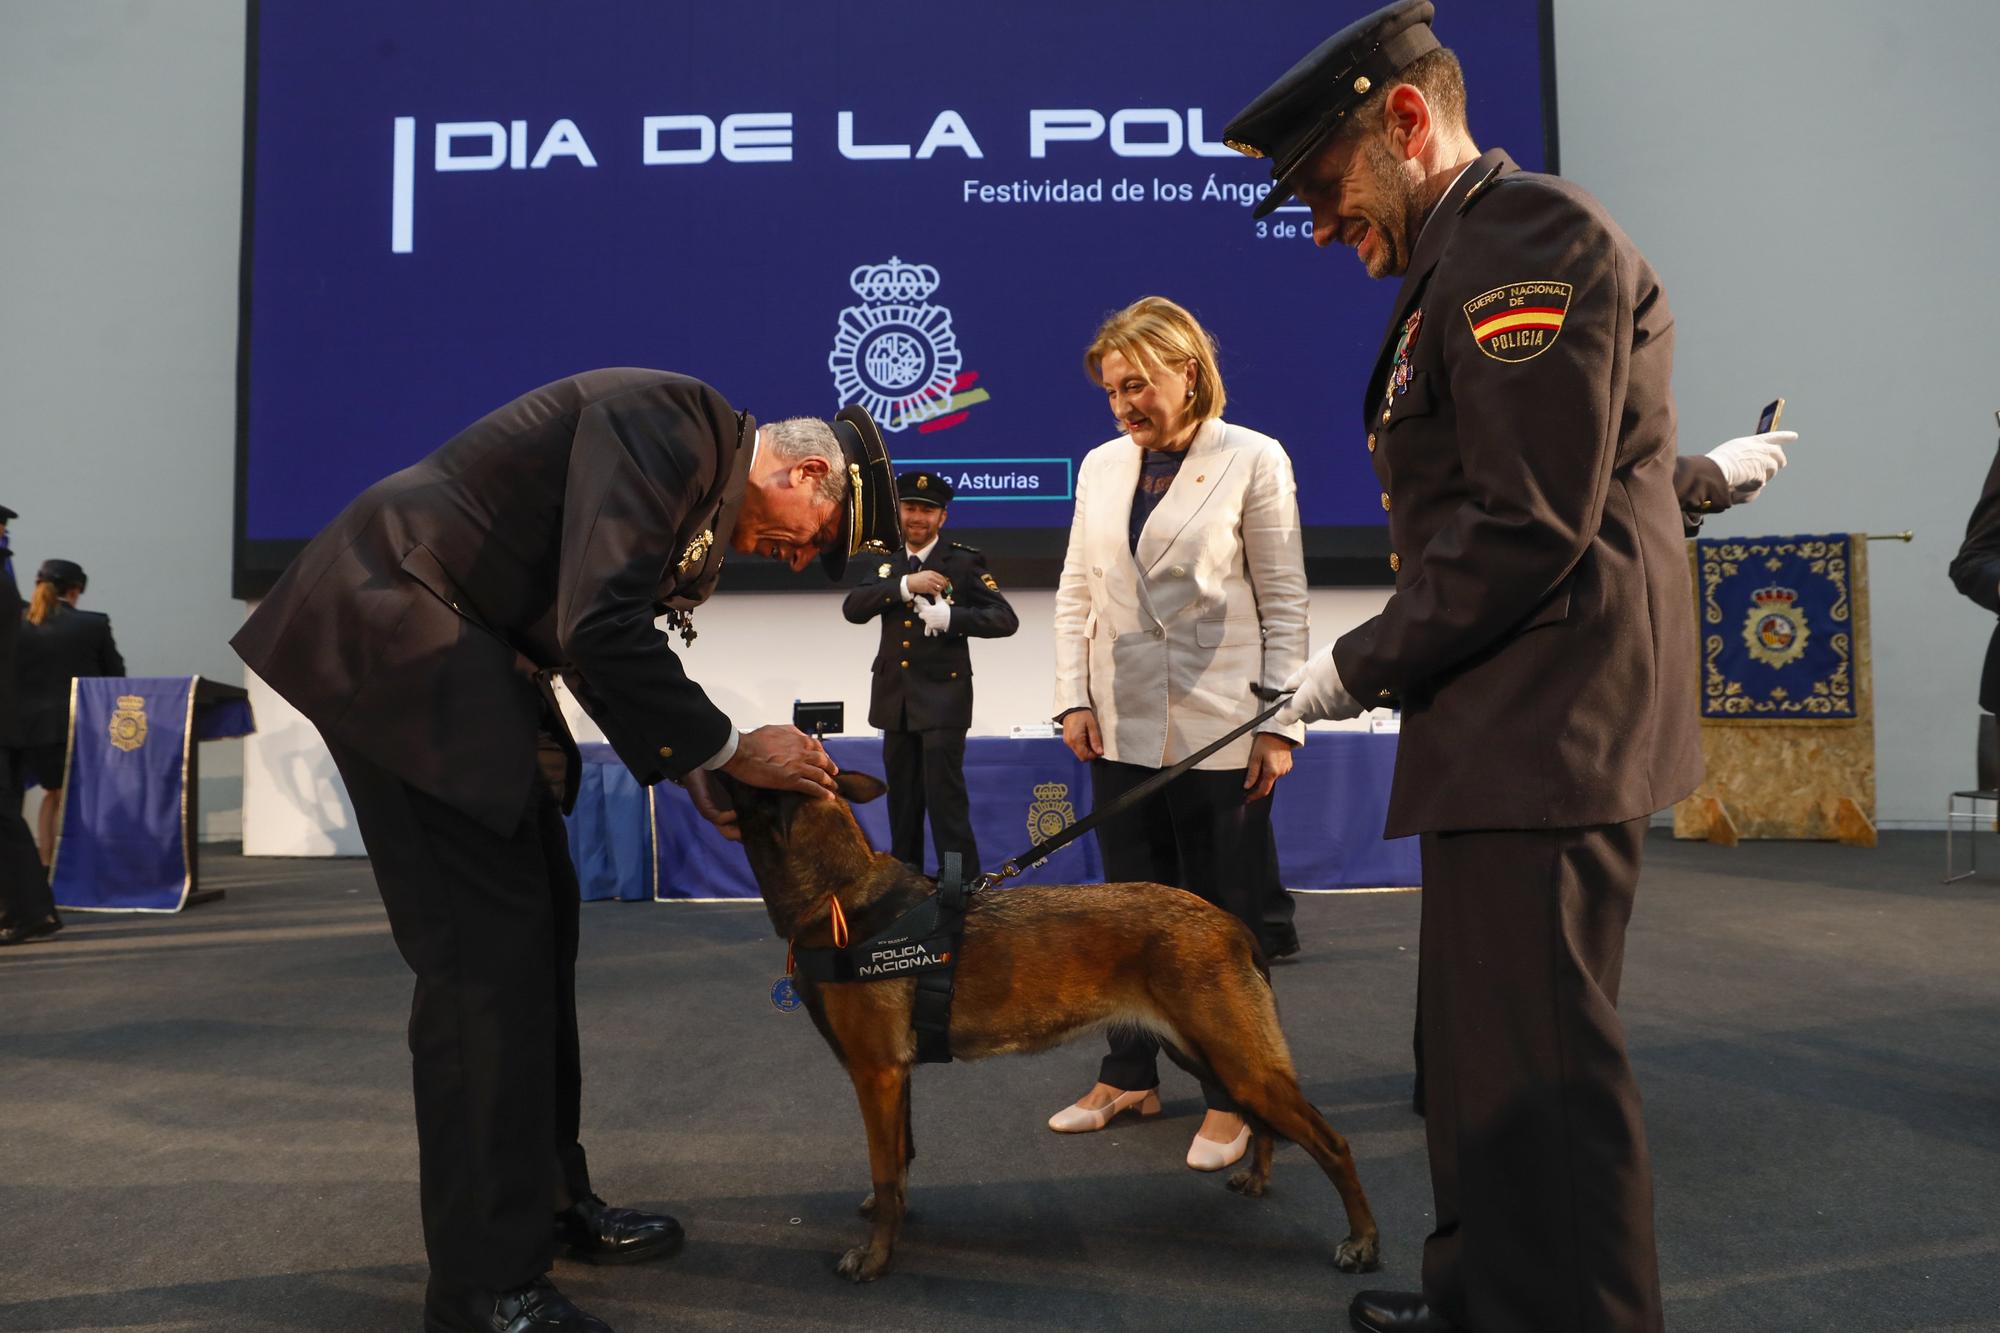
[
  {"x1": 1089, "y1": 759, "x2": 1282, "y2": 1112},
  {"x1": 328, "y1": 739, "x2": 592, "y2": 1290},
  {"x1": 882, "y1": 727, "x2": 979, "y2": 876},
  {"x1": 1418, "y1": 817, "x2": 1663, "y2": 1333}
]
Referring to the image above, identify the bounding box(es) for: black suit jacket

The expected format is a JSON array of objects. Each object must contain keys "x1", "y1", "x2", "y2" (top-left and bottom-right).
[
  {"x1": 1332, "y1": 150, "x2": 1704, "y2": 837},
  {"x1": 232, "y1": 369, "x2": 756, "y2": 835},
  {"x1": 842, "y1": 541, "x2": 1018, "y2": 731},
  {"x1": 16, "y1": 604, "x2": 126, "y2": 745},
  {"x1": 0, "y1": 547, "x2": 22, "y2": 746},
  {"x1": 1949, "y1": 442, "x2": 2000, "y2": 712}
]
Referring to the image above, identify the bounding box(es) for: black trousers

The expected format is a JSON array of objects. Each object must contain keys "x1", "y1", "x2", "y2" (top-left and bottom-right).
[
  {"x1": 0, "y1": 746, "x2": 56, "y2": 928},
  {"x1": 882, "y1": 727, "x2": 978, "y2": 875},
  {"x1": 1089, "y1": 759, "x2": 1282, "y2": 1112},
  {"x1": 328, "y1": 740, "x2": 591, "y2": 1290},
  {"x1": 1418, "y1": 818, "x2": 1663, "y2": 1333}
]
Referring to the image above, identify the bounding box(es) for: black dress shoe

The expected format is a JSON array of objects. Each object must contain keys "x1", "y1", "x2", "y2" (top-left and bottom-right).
[
  {"x1": 423, "y1": 1275, "x2": 610, "y2": 1333},
  {"x1": 555, "y1": 1194, "x2": 684, "y2": 1265},
  {"x1": 1349, "y1": 1290, "x2": 1457, "y2": 1332},
  {"x1": 0, "y1": 913, "x2": 62, "y2": 946}
]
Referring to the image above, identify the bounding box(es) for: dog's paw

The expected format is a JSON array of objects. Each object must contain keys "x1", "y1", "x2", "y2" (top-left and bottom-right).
[
  {"x1": 1225, "y1": 1168, "x2": 1268, "y2": 1198},
  {"x1": 857, "y1": 1191, "x2": 876, "y2": 1219},
  {"x1": 836, "y1": 1243, "x2": 891, "y2": 1282},
  {"x1": 1333, "y1": 1234, "x2": 1382, "y2": 1273}
]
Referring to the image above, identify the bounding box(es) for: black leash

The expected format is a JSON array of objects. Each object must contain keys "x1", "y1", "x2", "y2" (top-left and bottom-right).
[{"x1": 978, "y1": 683, "x2": 1296, "y2": 888}]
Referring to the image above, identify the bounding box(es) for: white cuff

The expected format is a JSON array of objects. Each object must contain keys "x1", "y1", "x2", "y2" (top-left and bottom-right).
[
  {"x1": 700, "y1": 728, "x2": 740, "y2": 771},
  {"x1": 899, "y1": 575, "x2": 913, "y2": 602}
]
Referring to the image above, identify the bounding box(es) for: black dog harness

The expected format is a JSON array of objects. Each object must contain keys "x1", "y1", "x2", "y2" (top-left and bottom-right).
[{"x1": 791, "y1": 853, "x2": 971, "y2": 1064}]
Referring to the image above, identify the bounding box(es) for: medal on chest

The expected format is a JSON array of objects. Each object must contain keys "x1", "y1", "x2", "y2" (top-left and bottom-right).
[{"x1": 1389, "y1": 308, "x2": 1423, "y2": 397}]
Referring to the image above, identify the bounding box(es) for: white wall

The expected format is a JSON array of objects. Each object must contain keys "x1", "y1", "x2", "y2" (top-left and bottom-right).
[
  {"x1": 0, "y1": 1, "x2": 248, "y2": 839},
  {"x1": 1552, "y1": 0, "x2": 2000, "y2": 821},
  {"x1": 9, "y1": 1, "x2": 1998, "y2": 846}
]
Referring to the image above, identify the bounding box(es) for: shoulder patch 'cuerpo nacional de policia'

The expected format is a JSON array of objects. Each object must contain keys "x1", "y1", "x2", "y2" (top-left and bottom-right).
[{"x1": 1463, "y1": 281, "x2": 1571, "y2": 362}]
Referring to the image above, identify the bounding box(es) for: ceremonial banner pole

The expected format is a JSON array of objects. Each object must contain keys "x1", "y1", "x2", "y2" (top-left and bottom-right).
[{"x1": 1674, "y1": 532, "x2": 1905, "y2": 847}]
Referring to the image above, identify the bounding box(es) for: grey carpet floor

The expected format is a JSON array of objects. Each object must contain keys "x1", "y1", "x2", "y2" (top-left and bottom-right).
[{"x1": 1, "y1": 831, "x2": 1995, "y2": 1332}]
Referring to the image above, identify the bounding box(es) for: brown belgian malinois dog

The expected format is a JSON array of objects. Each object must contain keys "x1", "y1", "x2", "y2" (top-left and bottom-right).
[{"x1": 714, "y1": 768, "x2": 1380, "y2": 1283}]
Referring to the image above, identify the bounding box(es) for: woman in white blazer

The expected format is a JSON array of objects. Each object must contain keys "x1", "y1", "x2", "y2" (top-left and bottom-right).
[{"x1": 1047, "y1": 297, "x2": 1309, "y2": 1172}]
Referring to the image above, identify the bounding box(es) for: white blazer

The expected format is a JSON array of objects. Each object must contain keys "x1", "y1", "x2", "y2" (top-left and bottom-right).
[{"x1": 1052, "y1": 418, "x2": 1309, "y2": 770}]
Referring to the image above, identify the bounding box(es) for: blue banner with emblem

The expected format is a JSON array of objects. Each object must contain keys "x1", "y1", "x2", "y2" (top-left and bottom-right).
[
  {"x1": 1696, "y1": 534, "x2": 1858, "y2": 722},
  {"x1": 50, "y1": 677, "x2": 198, "y2": 912}
]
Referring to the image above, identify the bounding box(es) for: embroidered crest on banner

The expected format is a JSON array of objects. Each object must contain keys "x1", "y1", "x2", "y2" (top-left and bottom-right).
[
  {"x1": 1463, "y1": 281, "x2": 1572, "y2": 363},
  {"x1": 109, "y1": 695, "x2": 148, "y2": 752},
  {"x1": 1027, "y1": 782, "x2": 1075, "y2": 840},
  {"x1": 1743, "y1": 585, "x2": 1810, "y2": 668}
]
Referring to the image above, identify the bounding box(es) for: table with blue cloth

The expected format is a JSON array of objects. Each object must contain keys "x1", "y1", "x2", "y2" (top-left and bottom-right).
[{"x1": 564, "y1": 734, "x2": 1418, "y2": 902}]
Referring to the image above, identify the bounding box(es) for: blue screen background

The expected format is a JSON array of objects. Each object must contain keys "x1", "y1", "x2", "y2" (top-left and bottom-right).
[{"x1": 242, "y1": 1, "x2": 1548, "y2": 559}]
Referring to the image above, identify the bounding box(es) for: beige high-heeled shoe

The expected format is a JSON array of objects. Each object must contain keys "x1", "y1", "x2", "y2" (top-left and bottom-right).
[
  {"x1": 1047, "y1": 1087, "x2": 1163, "y2": 1133},
  {"x1": 1185, "y1": 1122, "x2": 1251, "y2": 1171}
]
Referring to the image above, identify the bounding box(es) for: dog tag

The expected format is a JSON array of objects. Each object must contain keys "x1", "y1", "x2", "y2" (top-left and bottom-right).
[{"x1": 771, "y1": 977, "x2": 802, "y2": 1012}]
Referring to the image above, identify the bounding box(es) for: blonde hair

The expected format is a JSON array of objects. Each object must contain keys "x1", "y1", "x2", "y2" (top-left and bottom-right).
[
  {"x1": 26, "y1": 582, "x2": 61, "y2": 626},
  {"x1": 1083, "y1": 296, "x2": 1227, "y2": 425}
]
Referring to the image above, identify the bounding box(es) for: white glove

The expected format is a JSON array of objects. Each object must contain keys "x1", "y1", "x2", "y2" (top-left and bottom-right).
[
  {"x1": 916, "y1": 595, "x2": 952, "y2": 637},
  {"x1": 1706, "y1": 430, "x2": 1795, "y2": 504},
  {"x1": 1272, "y1": 651, "x2": 1363, "y2": 727}
]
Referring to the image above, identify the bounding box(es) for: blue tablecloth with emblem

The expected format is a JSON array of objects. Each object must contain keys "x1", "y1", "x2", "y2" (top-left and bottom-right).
[
  {"x1": 1696, "y1": 533, "x2": 1858, "y2": 722},
  {"x1": 568, "y1": 733, "x2": 1418, "y2": 901}
]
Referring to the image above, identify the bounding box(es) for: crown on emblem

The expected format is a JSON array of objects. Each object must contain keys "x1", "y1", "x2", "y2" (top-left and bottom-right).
[
  {"x1": 117, "y1": 695, "x2": 144, "y2": 710},
  {"x1": 1033, "y1": 781, "x2": 1066, "y2": 801},
  {"x1": 1751, "y1": 585, "x2": 1798, "y2": 608},
  {"x1": 850, "y1": 256, "x2": 941, "y2": 304}
]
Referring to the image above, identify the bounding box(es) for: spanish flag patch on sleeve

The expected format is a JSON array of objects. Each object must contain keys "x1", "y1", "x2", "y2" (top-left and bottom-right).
[{"x1": 1463, "y1": 281, "x2": 1572, "y2": 363}]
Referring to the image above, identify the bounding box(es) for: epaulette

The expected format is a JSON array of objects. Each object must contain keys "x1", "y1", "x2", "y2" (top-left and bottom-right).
[
  {"x1": 948, "y1": 541, "x2": 982, "y2": 555},
  {"x1": 1455, "y1": 160, "x2": 1508, "y2": 216}
]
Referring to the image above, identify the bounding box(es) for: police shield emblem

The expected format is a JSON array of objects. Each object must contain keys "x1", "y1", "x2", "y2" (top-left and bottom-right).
[
  {"x1": 108, "y1": 694, "x2": 148, "y2": 752},
  {"x1": 1463, "y1": 281, "x2": 1572, "y2": 363},
  {"x1": 1743, "y1": 585, "x2": 1809, "y2": 668},
  {"x1": 1027, "y1": 782, "x2": 1075, "y2": 840}
]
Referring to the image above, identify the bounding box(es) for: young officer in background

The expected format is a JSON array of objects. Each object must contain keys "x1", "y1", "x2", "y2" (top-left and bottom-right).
[{"x1": 843, "y1": 472, "x2": 1018, "y2": 876}]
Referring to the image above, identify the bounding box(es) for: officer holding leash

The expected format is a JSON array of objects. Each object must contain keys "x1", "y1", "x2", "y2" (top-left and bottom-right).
[
  {"x1": 843, "y1": 471, "x2": 1018, "y2": 876},
  {"x1": 1226, "y1": 4, "x2": 1706, "y2": 1329}
]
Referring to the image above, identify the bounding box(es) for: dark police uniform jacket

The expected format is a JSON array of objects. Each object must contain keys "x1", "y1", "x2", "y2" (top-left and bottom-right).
[
  {"x1": 1333, "y1": 149, "x2": 1704, "y2": 838},
  {"x1": 17, "y1": 605, "x2": 126, "y2": 746},
  {"x1": 232, "y1": 369, "x2": 754, "y2": 836},
  {"x1": 1949, "y1": 442, "x2": 2000, "y2": 712},
  {"x1": 841, "y1": 542, "x2": 1019, "y2": 731},
  {"x1": 0, "y1": 547, "x2": 22, "y2": 748}
]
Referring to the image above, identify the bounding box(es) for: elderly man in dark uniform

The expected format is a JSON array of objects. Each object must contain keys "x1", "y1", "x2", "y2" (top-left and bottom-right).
[
  {"x1": 841, "y1": 471, "x2": 1018, "y2": 875},
  {"x1": 1227, "y1": 5, "x2": 1698, "y2": 1329},
  {"x1": 232, "y1": 369, "x2": 901, "y2": 1333},
  {"x1": 0, "y1": 504, "x2": 64, "y2": 947}
]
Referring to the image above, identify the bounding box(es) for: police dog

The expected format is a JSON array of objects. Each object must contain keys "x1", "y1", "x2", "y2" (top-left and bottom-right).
[{"x1": 714, "y1": 769, "x2": 1379, "y2": 1283}]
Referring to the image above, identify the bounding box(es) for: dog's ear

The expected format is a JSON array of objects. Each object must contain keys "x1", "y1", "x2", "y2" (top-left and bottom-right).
[{"x1": 835, "y1": 771, "x2": 888, "y2": 805}]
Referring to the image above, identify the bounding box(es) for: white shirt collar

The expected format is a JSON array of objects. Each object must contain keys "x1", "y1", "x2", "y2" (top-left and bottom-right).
[
  {"x1": 1414, "y1": 159, "x2": 1480, "y2": 249},
  {"x1": 908, "y1": 535, "x2": 940, "y2": 563}
]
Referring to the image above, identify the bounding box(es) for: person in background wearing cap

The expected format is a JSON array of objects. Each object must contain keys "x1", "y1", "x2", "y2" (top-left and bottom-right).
[
  {"x1": 842, "y1": 470, "x2": 1018, "y2": 877},
  {"x1": 0, "y1": 504, "x2": 65, "y2": 947},
  {"x1": 1047, "y1": 296, "x2": 1310, "y2": 1171},
  {"x1": 18, "y1": 559, "x2": 126, "y2": 864},
  {"x1": 232, "y1": 369, "x2": 902, "y2": 1333},
  {"x1": 1225, "y1": 5, "x2": 1702, "y2": 1329}
]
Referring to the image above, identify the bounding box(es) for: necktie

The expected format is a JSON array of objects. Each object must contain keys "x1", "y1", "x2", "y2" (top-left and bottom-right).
[{"x1": 908, "y1": 553, "x2": 923, "y2": 575}]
